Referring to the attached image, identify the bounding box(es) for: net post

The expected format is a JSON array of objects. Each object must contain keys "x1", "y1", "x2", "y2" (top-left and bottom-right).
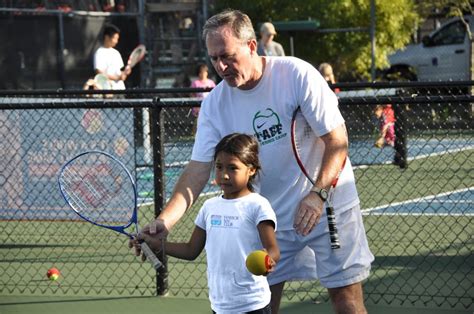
[{"x1": 150, "y1": 98, "x2": 168, "y2": 296}]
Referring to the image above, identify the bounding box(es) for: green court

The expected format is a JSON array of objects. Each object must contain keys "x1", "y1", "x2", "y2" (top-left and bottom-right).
[
  {"x1": 0, "y1": 295, "x2": 470, "y2": 314},
  {"x1": 1, "y1": 147, "x2": 472, "y2": 313}
]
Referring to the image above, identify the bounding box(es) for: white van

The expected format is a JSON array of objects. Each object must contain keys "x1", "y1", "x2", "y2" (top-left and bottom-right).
[{"x1": 385, "y1": 15, "x2": 473, "y2": 81}]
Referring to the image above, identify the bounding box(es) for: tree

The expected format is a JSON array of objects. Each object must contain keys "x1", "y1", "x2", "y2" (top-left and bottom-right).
[
  {"x1": 211, "y1": 0, "x2": 419, "y2": 81},
  {"x1": 416, "y1": 0, "x2": 472, "y2": 38}
]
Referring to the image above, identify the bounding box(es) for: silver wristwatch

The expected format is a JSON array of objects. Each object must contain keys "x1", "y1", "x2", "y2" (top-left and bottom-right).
[{"x1": 311, "y1": 187, "x2": 328, "y2": 201}]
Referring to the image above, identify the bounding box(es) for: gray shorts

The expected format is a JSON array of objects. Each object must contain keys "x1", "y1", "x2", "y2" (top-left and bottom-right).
[{"x1": 267, "y1": 204, "x2": 374, "y2": 288}]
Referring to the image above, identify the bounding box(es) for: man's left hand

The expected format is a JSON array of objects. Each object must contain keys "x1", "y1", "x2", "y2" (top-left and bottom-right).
[{"x1": 294, "y1": 192, "x2": 324, "y2": 236}]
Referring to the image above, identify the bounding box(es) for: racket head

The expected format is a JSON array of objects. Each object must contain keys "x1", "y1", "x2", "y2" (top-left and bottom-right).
[
  {"x1": 94, "y1": 74, "x2": 112, "y2": 90},
  {"x1": 127, "y1": 44, "x2": 146, "y2": 68},
  {"x1": 58, "y1": 151, "x2": 137, "y2": 235},
  {"x1": 290, "y1": 107, "x2": 319, "y2": 185}
]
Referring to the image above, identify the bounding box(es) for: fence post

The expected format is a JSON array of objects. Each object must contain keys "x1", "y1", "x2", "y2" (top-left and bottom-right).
[
  {"x1": 150, "y1": 99, "x2": 168, "y2": 295},
  {"x1": 393, "y1": 102, "x2": 407, "y2": 169}
]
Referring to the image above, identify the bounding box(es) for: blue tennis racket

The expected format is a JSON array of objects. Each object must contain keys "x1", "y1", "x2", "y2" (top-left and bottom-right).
[{"x1": 58, "y1": 150, "x2": 162, "y2": 270}]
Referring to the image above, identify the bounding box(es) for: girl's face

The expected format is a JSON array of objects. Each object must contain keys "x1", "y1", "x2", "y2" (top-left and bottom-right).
[{"x1": 214, "y1": 151, "x2": 255, "y2": 199}]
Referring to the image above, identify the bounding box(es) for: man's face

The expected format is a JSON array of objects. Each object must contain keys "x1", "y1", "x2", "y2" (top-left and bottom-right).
[{"x1": 206, "y1": 26, "x2": 256, "y2": 90}]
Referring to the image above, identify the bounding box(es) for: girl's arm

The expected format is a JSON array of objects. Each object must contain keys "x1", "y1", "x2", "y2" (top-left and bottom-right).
[
  {"x1": 257, "y1": 220, "x2": 280, "y2": 273},
  {"x1": 165, "y1": 226, "x2": 206, "y2": 261}
]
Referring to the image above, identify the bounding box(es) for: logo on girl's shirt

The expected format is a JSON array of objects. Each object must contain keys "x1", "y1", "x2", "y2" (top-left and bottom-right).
[
  {"x1": 211, "y1": 215, "x2": 222, "y2": 226},
  {"x1": 210, "y1": 215, "x2": 239, "y2": 228}
]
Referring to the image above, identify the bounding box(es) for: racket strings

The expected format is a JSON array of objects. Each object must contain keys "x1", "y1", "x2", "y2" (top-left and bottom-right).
[
  {"x1": 60, "y1": 170, "x2": 100, "y2": 211},
  {"x1": 60, "y1": 158, "x2": 135, "y2": 225},
  {"x1": 292, "y1": 112, "x2": 320, "y2": 184},
  {"x1": 128, "y1": 45, "x2": 146, "y2": 67}
]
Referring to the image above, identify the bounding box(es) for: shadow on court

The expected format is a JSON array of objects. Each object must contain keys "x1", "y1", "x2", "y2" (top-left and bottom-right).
[{"x1": 0, "y1": 296, "x2": 471, "y2": 314}]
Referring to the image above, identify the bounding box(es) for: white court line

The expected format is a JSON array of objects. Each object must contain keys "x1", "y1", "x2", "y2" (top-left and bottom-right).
[
  {"x1": 427, "y1": 200, "x2": 473, "y2": 204},
  {"x1": 353, "y1": 145, "x2": 474, "y2": 170},
  {"x1": 363, "y1": 212, "x2": 473, "y2": 216},
  {"x1": 139, "y1": 190, "x2": 221, "y2": 207},
  {"x1": 362, "y1": 187, "x2": 474, "y2": 216}
]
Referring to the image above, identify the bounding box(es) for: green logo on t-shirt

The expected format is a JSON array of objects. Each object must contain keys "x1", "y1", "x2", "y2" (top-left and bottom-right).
[{"x1": 253, "y1": 108, "x2": 287, "y2": 145}]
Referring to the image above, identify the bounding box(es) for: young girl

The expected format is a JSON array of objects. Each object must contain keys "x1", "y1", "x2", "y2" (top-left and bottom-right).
[{"x1": 150, "y1": 133, "x2": 279, "y2": 314}]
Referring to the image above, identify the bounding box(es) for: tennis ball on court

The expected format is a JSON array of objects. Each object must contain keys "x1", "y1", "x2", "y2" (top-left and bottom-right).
[
  {"x1": 246, "y1": 250, "x2": 271, "y2": 276},
  {"x1": 47, "y1": 267, "x2": 60, "y2": 281}
]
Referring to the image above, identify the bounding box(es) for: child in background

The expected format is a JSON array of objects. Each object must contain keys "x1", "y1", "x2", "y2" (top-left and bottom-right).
[
  {"x1": 374, "y1": 104, "x2": 396, "y2": 148},
  {"x1": 142, "y1": 133, "x2": 279, "y2": 314},
  {"x1": 190, "y1": 63, "x2": 216, "y2": 117},
  {"x1": 191, "y1": 63, "x2": 216, "y2": 99},
  {"x1": 318, "y1": 62, "x2": 340, "y2": 94}
]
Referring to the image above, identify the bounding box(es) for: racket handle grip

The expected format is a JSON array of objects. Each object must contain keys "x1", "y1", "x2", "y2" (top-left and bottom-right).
[
  {"x1": 326, "y1": 206, "x2": 341, "y2": 249},
  {"x1": 141, "y1": 242, "x2": 163, "y2": 270}
]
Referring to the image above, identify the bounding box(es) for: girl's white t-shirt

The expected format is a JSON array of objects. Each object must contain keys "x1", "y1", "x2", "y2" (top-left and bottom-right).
[
  {"x1": 195, "y1": 193, "x2": 277, "y2": 313},
  {"x1": 192, "y1": 57, "x2": 359, "y2": 231},
  {"x1": 93, "y1": 47, "x2": 125, "y2": 90}
]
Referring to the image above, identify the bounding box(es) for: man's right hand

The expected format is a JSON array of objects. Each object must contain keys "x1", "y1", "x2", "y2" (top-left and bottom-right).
[{"x1": 129, "y1": 218, "x2": 169, "y2": 259}]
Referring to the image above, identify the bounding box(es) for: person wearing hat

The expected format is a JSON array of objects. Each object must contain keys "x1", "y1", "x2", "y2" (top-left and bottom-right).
[{"x1": 257, "y1": 22, "x2": 285, "y2": 57}]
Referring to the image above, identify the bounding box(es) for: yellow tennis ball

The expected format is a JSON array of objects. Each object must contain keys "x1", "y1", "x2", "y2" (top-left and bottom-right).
[
  {"x1": 47, "y1": 268, "x2": 60, "y2": 281},
  {"x1": 246, "y1": 250, "x2": 270, "y2": 276}
]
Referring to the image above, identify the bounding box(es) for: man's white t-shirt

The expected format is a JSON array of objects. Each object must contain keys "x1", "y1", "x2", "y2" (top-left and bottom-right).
[
  {"x1": 195, "y1": 193, "x2": 276, "y2": 313},
  {"x1": 93, "y1": 46, "x2": 125, "y2": 90},
  {"x1": 192, "y1": 57, "x2": 359, "y2": 231}
]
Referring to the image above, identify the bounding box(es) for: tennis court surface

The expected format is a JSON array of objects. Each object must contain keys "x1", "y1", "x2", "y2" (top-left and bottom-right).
[
  {"x1": 1, "y1": 86, "x2": 472, "y2": 312},
  {"x1": 0, "y1": 296, "x2": 470, "y2": 314}
]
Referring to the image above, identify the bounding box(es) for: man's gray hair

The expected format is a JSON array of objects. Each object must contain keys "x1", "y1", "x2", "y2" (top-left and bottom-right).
[{"x1": 202, "y1": 9, "x2": 256, "y2": 42}]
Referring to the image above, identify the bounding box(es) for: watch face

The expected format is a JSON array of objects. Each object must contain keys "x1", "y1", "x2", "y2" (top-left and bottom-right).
[{"x1": 320, "y1": 189, "x2": 328, "y2": 200}]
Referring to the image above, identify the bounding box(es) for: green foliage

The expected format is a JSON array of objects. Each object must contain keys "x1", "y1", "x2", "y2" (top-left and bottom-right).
[
  {"x1": 417, "y1": 0, "x2": 472, "y2": 18},
  {"x1": 212, "y1": 0, "x2": 419, "y2": 81}
]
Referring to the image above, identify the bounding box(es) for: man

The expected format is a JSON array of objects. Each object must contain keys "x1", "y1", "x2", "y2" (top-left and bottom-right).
[
  {"x1": 132, "y1": 9, "x2": 373, "y2": 314},
  {"x1": 93, "y1": 23, "x2": 131, "y2": 90},
  {"x1": 257, "y1": 22, "x2": 285, "y2": 56}
]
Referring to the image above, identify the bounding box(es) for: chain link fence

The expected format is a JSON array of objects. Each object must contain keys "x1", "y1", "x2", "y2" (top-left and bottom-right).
[{"x1": 0, "y1": 82, "x2": 472, "y2": 310}]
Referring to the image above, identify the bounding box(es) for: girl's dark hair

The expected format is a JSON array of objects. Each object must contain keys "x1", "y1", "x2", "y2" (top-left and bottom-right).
[{"x1": 214, "y1": 133, "x2": 261, "y2": 192}]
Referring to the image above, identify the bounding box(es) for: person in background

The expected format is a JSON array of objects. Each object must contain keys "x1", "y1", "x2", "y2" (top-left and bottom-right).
[
  {"x1": 190, "y1": 63, "x2": 216, "y2": 117},
  {"x1": 374, "y1": 104, "x2": 396, "y2": 148},
  {"x1": 191, "y1": 63, "x2": 216, "y2": 99},
  {"x1": 94, "y1": 23, "x2": 131, "y2": 90},
  {"x1": 319, "y1": 62, "x2": 340, "y2": 93},
  {"x1": 257, "y1": 22, "x2": 285, "y2": 57}
]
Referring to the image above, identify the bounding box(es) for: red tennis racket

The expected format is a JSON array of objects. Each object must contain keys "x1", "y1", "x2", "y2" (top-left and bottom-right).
[{"x1": 290, "y1": 106, "x2": 345, "y2": 249}]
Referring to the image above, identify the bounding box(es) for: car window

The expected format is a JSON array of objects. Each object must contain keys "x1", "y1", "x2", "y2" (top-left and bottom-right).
[{"x1": 430, "y1": 21, "x2": 466, "y2": 46}]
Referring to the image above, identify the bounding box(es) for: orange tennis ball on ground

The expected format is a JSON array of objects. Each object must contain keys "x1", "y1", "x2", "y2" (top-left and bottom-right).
[
  {"x1": 47, "y1": 267, "x2": 60, "y2": 281},
  {"x1": 246, "y1": 250, "x2": 271, "y2": 276}
]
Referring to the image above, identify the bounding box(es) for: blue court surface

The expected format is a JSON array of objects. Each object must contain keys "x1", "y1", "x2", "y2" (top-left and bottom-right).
[
  {"x1": 363, "y1": 187, "x2": 474, "y2": 216},
  {"x1": 137, "y1": 137, "x2": 473, "y2": 201},
  {"x1": 350, "y1": 138, "x2": 473, "y2": 166}
]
